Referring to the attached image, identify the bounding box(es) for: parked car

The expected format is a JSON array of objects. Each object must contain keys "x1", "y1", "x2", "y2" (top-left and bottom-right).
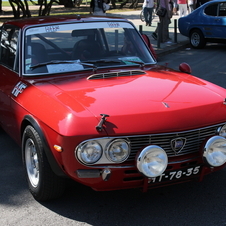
[
  {"x1": 178, "y1": 0, "x2": 226, "y2": 48},
  {"x1": 1, "y1": 15, "x2": 226, "y2": 201}
]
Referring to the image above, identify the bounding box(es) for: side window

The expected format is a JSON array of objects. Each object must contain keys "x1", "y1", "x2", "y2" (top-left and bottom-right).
[
  {"x1": 219, "y1": 3, "x2": 226, "y2": 16},
  {"x1": 0, "y1": 26, "x2": 19, "y2": 71},
  {"x1": 204, "y1": 4, "x2": 218, "y2": 16}
]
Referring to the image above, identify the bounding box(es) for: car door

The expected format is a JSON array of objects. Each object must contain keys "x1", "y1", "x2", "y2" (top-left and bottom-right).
[
  {"x1": 203, "y1": 2, "x2": 226, "y2": 39},
  {"x1": 0, "y1": 25, "x2": 22, "y2": 136}
]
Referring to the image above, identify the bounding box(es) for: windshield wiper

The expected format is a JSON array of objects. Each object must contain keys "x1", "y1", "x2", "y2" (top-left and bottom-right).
[
  {"x1": 83, "y1": 59, "x2": 122, "y2": 64},
  {"x1": 123, "y1": 60, "x2": 145, "y2": 69},
  {"x1": 30, "y1": 60, "x2": 97, "y2": 72}
]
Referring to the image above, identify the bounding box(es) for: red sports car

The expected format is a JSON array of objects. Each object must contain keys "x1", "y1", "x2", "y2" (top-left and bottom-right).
[{"x1": 1, "y1": 15, "x2": 226, "y2": 201}]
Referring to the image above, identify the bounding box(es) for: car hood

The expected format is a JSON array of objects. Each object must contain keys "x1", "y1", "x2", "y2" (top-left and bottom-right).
[{"x1": 30, "y1": 68, "x2": 226, "y2": 136}]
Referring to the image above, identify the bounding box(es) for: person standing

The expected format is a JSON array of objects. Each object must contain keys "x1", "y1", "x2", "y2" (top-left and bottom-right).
[
  {"x1": 90, "y1": 0, "x2": 106, "y2": 16},
  {"x1": 188, "y1": 0, "x2": 196, "y2": 12},
  {"x1": 143, "y1": 0, "x2": 155, "y2": 26},
  {"x1": 178, "y1": 0, "x2": 188, "y2": 17},
  {"x1": 152, "y1": 0, "x2": 173, "y2": 43}
]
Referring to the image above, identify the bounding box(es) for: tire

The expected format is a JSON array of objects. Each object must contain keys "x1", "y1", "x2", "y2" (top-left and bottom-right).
[
  {"x1": 140, "y1": 10, "x2": 145, "y2": 22},
  {"x1": 22, "y1": 125, "x2": 65, "y2": 201},
  {"x1": 189, "y1": 29, "x2": 206, "y2": 49}
]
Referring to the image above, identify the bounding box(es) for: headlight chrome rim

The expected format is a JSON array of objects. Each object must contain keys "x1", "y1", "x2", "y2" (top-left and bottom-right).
[
  {"x1": 203, "y1": 135, "x2": 226, "y2": 167},
  {"x1": 106, "y1": 139, "x2": 130, "y2": 163},
  {"x1": 137, "y1": 145, "x2": 168, "y2": 178},
  {"x1": 217, "y1": 124, "x2": 226, "y2": 138},
  {"x1": 77, "y1": 140, "x2": 103, "y2": 165}
]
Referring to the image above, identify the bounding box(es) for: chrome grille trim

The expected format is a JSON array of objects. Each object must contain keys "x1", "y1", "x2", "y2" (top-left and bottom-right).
[
  {"x1": 126, "y1": 123, "x2": 225, "y2": 161},
  {"x1": 87, "y1": 70, "x2": 146, "y2": 80}
]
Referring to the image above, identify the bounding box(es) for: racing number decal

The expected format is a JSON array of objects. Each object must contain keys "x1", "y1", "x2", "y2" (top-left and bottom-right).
[{"x1": 12, "y1": 82, "x2": 27, "y2": 97}]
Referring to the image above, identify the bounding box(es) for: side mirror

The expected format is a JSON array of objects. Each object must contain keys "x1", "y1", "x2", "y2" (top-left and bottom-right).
[
  {"x1": 179, "y1": 62, "x2": 192, "y2": 74},
  {"x1": 141, "y1": 34, "x2": 157, "y2": 61}
]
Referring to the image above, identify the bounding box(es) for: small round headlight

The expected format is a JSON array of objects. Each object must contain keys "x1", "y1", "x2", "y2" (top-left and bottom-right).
[
  {"x1": 203, "y1": 136, "x2": 226, "y2": 167},
  {"x1": 106, "y1": 139, "x2": 130, "y2": 163},
  {"x1": 137, "y1": 145, "x2": 168, "y2": 178},
  {"x1": 218, "y1": 124, "x2": 226, "y2": 138},
  {"x1": 77, "y1": 140, "x2": 102, "y2": 164}
]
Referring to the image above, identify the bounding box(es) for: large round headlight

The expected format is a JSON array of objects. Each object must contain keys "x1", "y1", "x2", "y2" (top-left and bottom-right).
[
  {"x1": 77, "y1": 140, "x2": 102, "y2": 164},
  {"x1": 137, "y1": 145, "x2": 168, "y2": 178},
  {"x1": 203, "y1": 136, "x2": 226, "y2": 167},
  {"x1": 218, "y1": 124, "x2": 226, "y2": 138},
  {"x1": 106, "y1": 139, "x2": 130, "y2": 163}
]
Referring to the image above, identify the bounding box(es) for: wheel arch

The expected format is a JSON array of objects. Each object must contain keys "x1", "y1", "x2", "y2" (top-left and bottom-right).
[
  {"x1": 21, "y1": 115, "x2": 68, "y2": 178},
  {"x1": 189, "y1": 27, "x2": 202, "y2": 36}
]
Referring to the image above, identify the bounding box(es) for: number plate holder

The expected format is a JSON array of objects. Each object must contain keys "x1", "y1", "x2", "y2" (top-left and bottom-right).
[{"x1": 149, "y1": 166, "x2": 201, "y2": 183}]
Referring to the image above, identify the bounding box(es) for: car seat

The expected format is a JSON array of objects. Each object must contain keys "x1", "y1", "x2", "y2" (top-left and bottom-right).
[
  {"x1": 31, "y1": 43, "x2": 48, "y2": 64},
  {"x1": 71, "y1": 39, "x2": 103, "y2": 60}
]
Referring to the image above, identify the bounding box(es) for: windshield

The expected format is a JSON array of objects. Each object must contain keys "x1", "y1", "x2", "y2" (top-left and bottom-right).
[{"x1": 23, "y1": 21, "x2": 155, "y2": 75}]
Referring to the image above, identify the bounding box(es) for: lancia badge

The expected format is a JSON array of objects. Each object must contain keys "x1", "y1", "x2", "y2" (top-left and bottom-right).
[{"x1": 171, "y1": 137, "x2": 186, "y2": 155}]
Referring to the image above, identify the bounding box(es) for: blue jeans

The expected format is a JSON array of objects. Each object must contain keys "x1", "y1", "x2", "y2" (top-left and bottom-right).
[{"x1": 143, "y1": 7, "x2": 153, "y2": 24}]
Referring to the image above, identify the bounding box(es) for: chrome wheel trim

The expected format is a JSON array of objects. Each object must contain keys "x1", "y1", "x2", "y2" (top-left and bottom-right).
[
  {"x1": 25, "y1": 138, "x2": 39, "y2": 188},
  {"x1": 191, "y1": 32, "x2": 200, "y2": 47}
]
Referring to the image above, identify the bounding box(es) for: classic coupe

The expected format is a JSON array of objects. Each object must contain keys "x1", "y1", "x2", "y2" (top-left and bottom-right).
[
  {"x1": 1, "y1": 15, "x2": 226, "y2": 201},
  {"x1": 179, "y1": 0, "x2": 226, "y2": 48}
]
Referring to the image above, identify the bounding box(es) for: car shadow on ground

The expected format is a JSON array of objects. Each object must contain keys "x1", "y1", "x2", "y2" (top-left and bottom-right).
[{"x1": 42, "y1": 165, "x2": 226, "y2": 226}]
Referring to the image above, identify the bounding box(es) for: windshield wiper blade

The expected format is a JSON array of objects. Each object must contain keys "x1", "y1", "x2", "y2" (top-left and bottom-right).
[
  {"x1": 30, "y1": 60, "x2": 97, "y2": 71},
  {"x1": 83, "y1": 59, "x2": 122, "y2": 64}
]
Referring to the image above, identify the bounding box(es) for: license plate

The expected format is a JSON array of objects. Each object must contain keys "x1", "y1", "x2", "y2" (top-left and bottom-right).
[{"x1": 149, "y1": 166, "x2": 201, "y2": 183}]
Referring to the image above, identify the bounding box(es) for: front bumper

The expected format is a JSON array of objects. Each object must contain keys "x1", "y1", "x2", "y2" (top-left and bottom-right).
[{"x1": 74, "y1": 155, "x2": 225, "y2": 192}]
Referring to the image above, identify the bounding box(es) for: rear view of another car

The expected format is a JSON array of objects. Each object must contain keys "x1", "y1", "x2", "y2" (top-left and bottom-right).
[{"x1": 179, "y1": 0, "x2": 226, "y2": 48}]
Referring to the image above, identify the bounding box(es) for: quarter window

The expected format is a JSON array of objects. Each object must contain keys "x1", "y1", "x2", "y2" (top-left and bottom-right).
[{"x1": 0, "y1": 26, "x2": 19, "y2": 71}]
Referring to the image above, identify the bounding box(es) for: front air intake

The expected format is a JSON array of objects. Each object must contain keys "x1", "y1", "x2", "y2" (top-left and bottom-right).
[{"x1": 87, "y1": 70, "x2": 146, "y2": 80}]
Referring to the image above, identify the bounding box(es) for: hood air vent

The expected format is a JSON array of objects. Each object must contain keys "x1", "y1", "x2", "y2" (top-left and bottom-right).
[{"x1": 87, "y1": 70, "x2": 146, "y2": 80}]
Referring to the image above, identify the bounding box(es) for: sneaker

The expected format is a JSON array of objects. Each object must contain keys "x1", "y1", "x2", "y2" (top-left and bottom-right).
[{"x1": 152, "y1": 32, "x2": 157, "y2": 40}]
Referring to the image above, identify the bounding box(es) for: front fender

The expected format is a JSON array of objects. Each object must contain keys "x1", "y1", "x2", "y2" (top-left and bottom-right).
[{"x1": 21, "y1": 115, "x2": 68, "y2": 178}]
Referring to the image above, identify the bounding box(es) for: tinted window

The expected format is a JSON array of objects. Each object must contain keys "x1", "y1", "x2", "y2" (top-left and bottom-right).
[{"x1": 205, "y1": 3, "x2": 218, "y2": 16}]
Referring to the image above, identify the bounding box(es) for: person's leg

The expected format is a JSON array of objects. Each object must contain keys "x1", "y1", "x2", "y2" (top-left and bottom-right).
[
  {"x1": 179, "y1": 4, "x2": 183, "y2": 17},
  {"x1": 161, "y1": 16, "x2": 170, "y2": 43},
  {"x1": 184, "y1": 4, "x2": 188, "y2": 16},
  {"x1": 143, "y1": 7, "x2": 149, "y2": 25},
  {"x1": 147, "y1": 7, "x2": 153, "y2": 25}
]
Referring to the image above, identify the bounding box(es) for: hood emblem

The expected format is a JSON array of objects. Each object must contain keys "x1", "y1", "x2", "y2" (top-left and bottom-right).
[{"x1": 171, "y1": 137, "x2": 186, "y2": 155}]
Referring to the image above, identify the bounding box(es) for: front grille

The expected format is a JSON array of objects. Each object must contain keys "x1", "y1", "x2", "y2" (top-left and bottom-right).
[{"x1": 126, "y1": 123, "x2": 225, "y2": 161}]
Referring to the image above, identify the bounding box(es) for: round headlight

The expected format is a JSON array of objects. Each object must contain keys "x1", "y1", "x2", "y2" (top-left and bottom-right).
[
  {"x1": 218, "y1": 124, "x2": 226, "y2": 138},
  {"x1": 203, "y1": 136, "x2": 226, "y2": 167},
  {"x1": 137, "y1": 145, "x2": 168, "y2": 178},
  {"x1": 106, "y1": 139, "x2": 130, "y2": 163},
  {"x1": 77, "y1": 140, "x2": 102, "y2": 164}
]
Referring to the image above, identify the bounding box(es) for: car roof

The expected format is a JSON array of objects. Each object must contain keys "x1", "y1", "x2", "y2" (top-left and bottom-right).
[
  {"x1": 3, "y1": 15, "x2": 128, "y2": 29},
  {"x1": 202, "y1": 0, "x2": 226, "y2": 5}
]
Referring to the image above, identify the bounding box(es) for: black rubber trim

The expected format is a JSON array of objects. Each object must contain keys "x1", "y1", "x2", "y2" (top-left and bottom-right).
[{"x1": 22, "y1": 115, "x2": 68, "y2": 178}]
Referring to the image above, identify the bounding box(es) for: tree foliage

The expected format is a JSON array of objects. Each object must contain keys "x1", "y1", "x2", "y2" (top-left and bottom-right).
[{"x1": 8, "y1": 0, "x2": 71, "y2": 18}]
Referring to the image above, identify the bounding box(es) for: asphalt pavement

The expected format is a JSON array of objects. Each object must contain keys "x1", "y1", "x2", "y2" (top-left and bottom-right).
[{"x1": 1, "y1": 5, "x2": 190, "y2": 58}]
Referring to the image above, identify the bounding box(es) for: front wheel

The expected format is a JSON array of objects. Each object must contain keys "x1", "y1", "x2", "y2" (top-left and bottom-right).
[
  {"x1": 189, "y1": 29, "x2": 206, "y2": 49},
  {"x1": 140, "y1": 10, "x2": 145, "y2": 22},
  {"x1": 22, "y1": 125, "x2": 65, "y2": 201}
]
